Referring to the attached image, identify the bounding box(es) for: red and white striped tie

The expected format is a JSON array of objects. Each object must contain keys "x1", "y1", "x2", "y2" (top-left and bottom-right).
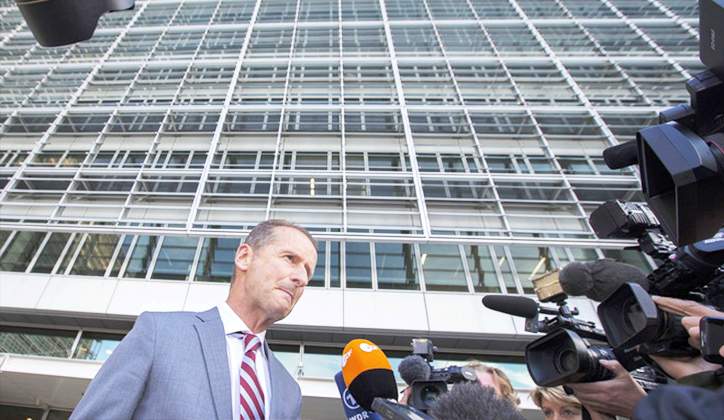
[{"x1": 234, "y1": 332, "x2": 265, "y2": 420}]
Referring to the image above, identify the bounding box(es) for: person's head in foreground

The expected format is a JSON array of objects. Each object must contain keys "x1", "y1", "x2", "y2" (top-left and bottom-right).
[
  {"x1": 429, "y1": 382, "x2": 525, "y2": 420},
  {"x1": 466, "y1": 360, "x2": 521, "y2": 406}
]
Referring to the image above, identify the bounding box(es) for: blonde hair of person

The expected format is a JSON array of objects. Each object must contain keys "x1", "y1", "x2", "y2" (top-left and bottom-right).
[
  {"x1": 531, "y1": 385, "x2": 581, "y2": 409},
  {"x1": 466, "y1": 360, "x2": 521, "y2": 406}
]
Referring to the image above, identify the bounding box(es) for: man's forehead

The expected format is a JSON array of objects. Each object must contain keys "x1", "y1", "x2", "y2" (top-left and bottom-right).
[{"x1": 270, "y1": 226, "x2": 317, "y2": 253}]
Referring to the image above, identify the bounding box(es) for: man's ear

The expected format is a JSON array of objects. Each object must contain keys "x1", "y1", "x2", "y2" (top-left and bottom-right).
[{"x1": 235, "y1": 243, "x2": 253, "y2": 273}]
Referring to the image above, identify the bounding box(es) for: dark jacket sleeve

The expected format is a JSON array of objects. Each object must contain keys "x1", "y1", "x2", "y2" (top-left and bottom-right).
[
  {"x1": 633, "y1": 384, "x2": 724, "y2": 420},
  {"x1": 70, "y1": 312, "x2": 156, "y2": 420}
]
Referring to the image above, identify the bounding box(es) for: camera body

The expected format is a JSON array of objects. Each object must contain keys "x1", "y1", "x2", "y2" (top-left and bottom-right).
[{"x1": 406, "y1": 339, "x2": 476, "y2": 413}]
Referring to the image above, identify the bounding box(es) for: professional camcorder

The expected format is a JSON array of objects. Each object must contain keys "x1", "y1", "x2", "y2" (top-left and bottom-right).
[
  {"x1": 483, "y1": 278, "x2": 663, "y2": 388},
  {"x1": 402, "y1": 339, "x2": 476, "y2": 413},
  {"x1": 591, "y1": 204, "x2": 724, "y2": 357},
  {"x1": 518, "y1": 0, "x2": 724, "y2": 387},
  {"x1": 599, "y1": 0, "x2": 724, "y2": 248}
]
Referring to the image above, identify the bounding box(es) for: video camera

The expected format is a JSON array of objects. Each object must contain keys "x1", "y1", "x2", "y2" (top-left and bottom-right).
[
  {"x1": 483, "y1": 274, "x2": 664, "y2": 388},
  {"x1": 589, "y1": 201, "x2": 724, "y2": 358},
  {"x1": 404, "y1": 339, "x2": 476, "y2": 413},
  {"x1": 599, "y1": 0, "x2": 724, "y2": 248},
  {"x1": 494, "y1": 0, "x2": 724, "y2": 388}
]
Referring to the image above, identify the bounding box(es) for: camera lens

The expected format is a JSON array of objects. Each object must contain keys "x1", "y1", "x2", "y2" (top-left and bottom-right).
[
  {"x1": 420, "y1": 385, "x2": 442, "y2": 406},
  {"x1": 622, "y1": 298, "x2": 647, "y2": 335},
  {"x1": 555, "y1": 348, "x2": 578, "y2": 373}
]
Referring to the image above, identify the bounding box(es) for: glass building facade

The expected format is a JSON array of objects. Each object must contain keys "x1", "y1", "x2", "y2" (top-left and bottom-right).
[{"x1": 0, "y1": 0, "x2": 702, "y2": 416}]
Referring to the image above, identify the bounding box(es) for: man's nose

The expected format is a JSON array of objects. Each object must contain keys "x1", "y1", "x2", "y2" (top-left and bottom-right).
[{"x1": 291, "y1": 265, "x2": 310, "y2": 287}]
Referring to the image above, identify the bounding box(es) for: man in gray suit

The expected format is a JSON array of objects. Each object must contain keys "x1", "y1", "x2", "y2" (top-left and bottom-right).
[{"x1": 71, "y1": 220, "x2": 318, "y2": 420}]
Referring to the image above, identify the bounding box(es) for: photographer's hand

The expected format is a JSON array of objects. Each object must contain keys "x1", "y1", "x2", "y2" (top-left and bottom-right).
[
  {"x1": 648, "y1": 354, "x2": 720, "y2": 380},
  {"x1": 565, "y1": 360, "x2": 646, "y2": 419},
  {"x1": 648, "y1": 296, "x2": 723, "y2": 379},
  {"x1": 651, "y1": 296, "x2": 724, "y2": 318}
]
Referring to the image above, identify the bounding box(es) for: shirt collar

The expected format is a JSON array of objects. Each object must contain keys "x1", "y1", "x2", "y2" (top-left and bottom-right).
[{"x1": 218, "y1": 301, "x2": 267, "y2": 345}]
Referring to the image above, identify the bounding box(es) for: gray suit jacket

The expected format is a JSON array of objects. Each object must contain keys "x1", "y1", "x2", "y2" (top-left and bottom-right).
[{"x1": 71, "y1": 308, "x2": 302, "y2": 420}]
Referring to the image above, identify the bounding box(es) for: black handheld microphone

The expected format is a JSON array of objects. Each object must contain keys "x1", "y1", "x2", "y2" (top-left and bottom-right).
[{"x1": 481, "y1": 295, "x2": 539, "y2": 318}]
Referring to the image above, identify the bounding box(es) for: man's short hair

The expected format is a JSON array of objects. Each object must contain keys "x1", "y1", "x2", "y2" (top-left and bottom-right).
[
  {"x1": 244, "y1": 219, "x2": 317, "y2": 250},
  {"x1": 466, "y1": 360, "x2": 521, "y2": 406},
  {"x1": 429, "y1": 382, "x2": 524, "y2": 420},
  {"x1": 231, "y1": 220, "x2": 317, "y2": 284}
]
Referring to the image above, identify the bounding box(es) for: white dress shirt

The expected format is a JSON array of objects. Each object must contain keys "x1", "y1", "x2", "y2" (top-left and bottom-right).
[{"x1": 218, "y1": 302, "x2": 271, "y2": 419}]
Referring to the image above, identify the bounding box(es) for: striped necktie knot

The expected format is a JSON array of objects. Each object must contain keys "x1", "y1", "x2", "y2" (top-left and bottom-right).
[{"x1": 243, "y1": 333, "x2": 261, "y2": 355}]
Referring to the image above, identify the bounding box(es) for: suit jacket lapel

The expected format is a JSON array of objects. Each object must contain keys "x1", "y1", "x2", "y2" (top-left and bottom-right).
[{"x1": 195, "y1": 308, "x2": 231, "y2": 420}]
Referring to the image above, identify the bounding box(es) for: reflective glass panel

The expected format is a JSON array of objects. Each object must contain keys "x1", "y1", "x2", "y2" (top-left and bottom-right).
[
  {"x1": 309, "y1": 241, "x2": 326, "y2": 287},
  {"x1": 73, "y1": 332, "x2": 125, "y2": 362},
  {"x1": 0, "y1": 326, "x2": 75, "y2": 358},
  {"x1": 30, "y1": 232, "x2": 71, "y2": 274},
  {"x1": 330, "y1": 241, "x2": 340, "y2": 288},
  {"x1": 0, "y1": 231, "x2": 45, "y2": 272},
  {"x1": 123, "y1": 236, "x2": 158, "y2": 279},
  {"x1": 375, "y1": 243, "x2": 420, "y2": 290},
  {"x1": 195, "y1": 237, "x2": 238, "y2": 282},
  {"x1": 268, "y1": 343, "x2": 300, "y2": 376},
  {"x1": 302, "y1": 346, "x2": 342, "y2": 378},
  {"x1": 70, "y1": 233, "x2": 121, "y2": 276},
  {"x1": 509, "y1": 246, "x2": 557, "y2": 295},
  {"x1": 419, "y1": 244, "x2": 468, "y2": 292},
  {"x1": 465, "y1": 245, "x2": 502, "y2": 293},
  {"x1": 346, "y1": 242, "x2": 372, "y2": 288},
  {"x1": 152, "y1": 236, "x2": 199, "y2": 281}
]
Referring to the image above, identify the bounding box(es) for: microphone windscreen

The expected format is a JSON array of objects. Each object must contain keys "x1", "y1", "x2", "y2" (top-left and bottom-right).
[
  {"x1": 342, "y1": 339, "x2": 398, "y2": 411},
  {"x1": 482, "y1": 295, "x2": 539, "y2": 318},
  {"x1": 559, "y1": 262, "x2": 594, "y2": 296},
  {"x1": 398, "y1": 355, "x2": 431, "y2": 385},
  {"x1": 429, "y1": 383, "x2": 525, "y2": 420},
  {"x1": 560, "y1": 258, "x2": 649, "y2": 302}
]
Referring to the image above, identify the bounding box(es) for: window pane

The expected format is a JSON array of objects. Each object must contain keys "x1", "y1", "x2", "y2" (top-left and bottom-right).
[
  {"x1": 123, "y1": 236, "x2": 158, "y2": 279},
  {"x1": 602, "y1": 249, "x2": 653, "y2": 273},
  {"x1": 70, "y1": 233, "x2": 121, "y2": 276},
  {"x1": 375, "y1": 243, "x2": 419, "y2": 290},
  {"x1": 0, "y1": 231, "x2": 45, "y2": 272},
  {"x1": 47, "y1": 410, "x2": 73, "y2": 420},
  {"x1": 151, "y1": 236, "x2": 199, "y2": 280},
  {"x1": 465, "y1": 245, "x2": 502, "y2": 293},
  {"x1": 509, "y1": 246, "x2": 557, "y2": 294},
  {"x1": 420, "y1": 244, "x2": 468, "y2": 292},
  {"x1": 302, "y1": 346, "x2": 342, "y2": 378},
  {"x1": 346, "y1": 242, "x2": 372, "y2": 288},
  {"x1": 72, "y1": 332, "x2": 125, "y2": 362},
  {"x1": 195, "y1": 237, "x2": 237, "y2": 282},
  {"x1": 268, "y1": 343, "x2": 300, "y2": 376},
  {"x1": 493, "y1": 246, "x2": 517, "y2": 293},
  {"x1": 309, "y1": 241, "x2": 326, "y2": 287},
  {"x1": 56, "y1": 234, "x2": 83, "y2": 274},
  {"x1": 0, "y1": 405, "x2": 45, "y2": 420},
  {"x1": 0, "y1": 231, "x2": 10, "y2": 249},
  {"x1": 330, "y1": 241, "x2": 340, "y2": 288},
  {"x1": 30, "y1": 232, "x2": 71, "y2": 274},
  {"x1": 0, "y1": 326, "x2": 75, "y2": 357}
]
